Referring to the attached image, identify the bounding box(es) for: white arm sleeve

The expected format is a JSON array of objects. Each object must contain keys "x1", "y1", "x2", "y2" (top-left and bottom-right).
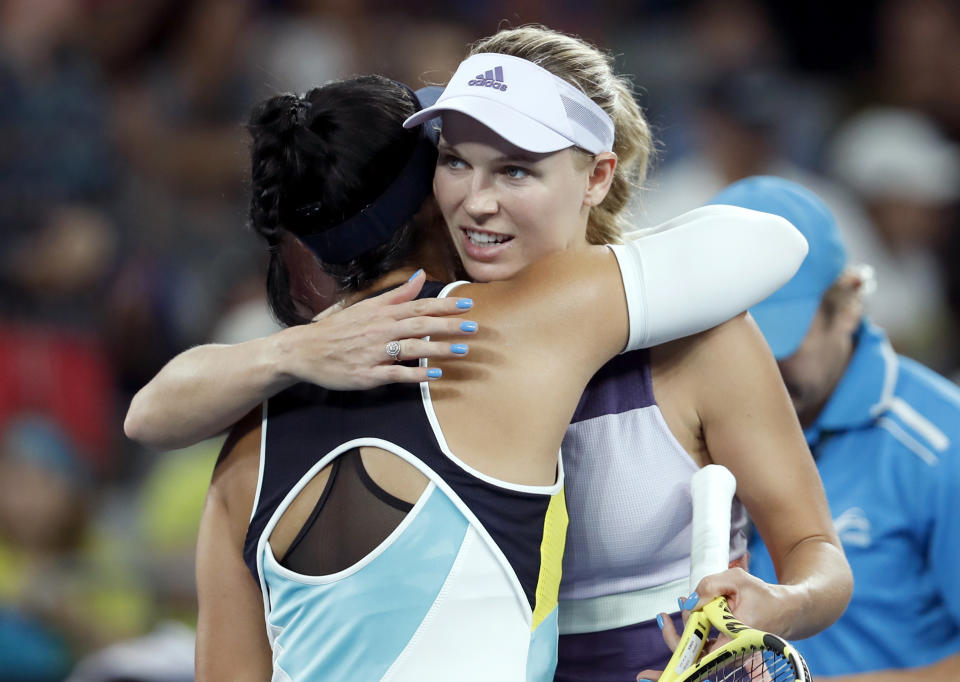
[{"x1": 609, "y1": 204, "x2": 809, "y2": 351}]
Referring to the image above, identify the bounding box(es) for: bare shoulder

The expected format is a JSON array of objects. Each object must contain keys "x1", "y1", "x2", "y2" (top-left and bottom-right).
[
  {"x1": 456, "y1": 245, "x2": 619, "y2": 311},
  {"x1": 651, "y1": 313, "x2": 766, "y2": 377},
  {"x1": 650, "y1": 312, "x2": 788, "y2": 446},
  {"x1": 454, "y1": 245, "x2": 627, "y2": 364},
  {"x1": 687, "y1": 312, "x2": 765, "y2": 353},
  {"x1": 209, "y1": 407, "x2": 263, "y2": 532},
  {"x1": 669, "y1": 313, "x2": 775, "y2": 380}
]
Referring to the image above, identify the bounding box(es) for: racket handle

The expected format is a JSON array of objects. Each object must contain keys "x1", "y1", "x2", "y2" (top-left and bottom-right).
[{"x1": 689, "y1": 464, "x2": 737, "y2": 594}]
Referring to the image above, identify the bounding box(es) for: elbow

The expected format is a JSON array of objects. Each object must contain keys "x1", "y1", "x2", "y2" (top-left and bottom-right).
[
  {"x1": 809, "y1": 557, "x2": 853, "y2": 640},
  {"x1": 123, "y1": 397, "x2": 153, "y2": 446},
  {"x1": 123, "y1": 393, "x2": 172, "y2": 450},
  {"x1": 785, "y1": 538, "x2": 854, "y2": 640},
  {"x1": 823, "y1": 535, "x2": 854, "y2": 620},
  {"x1": 123, "y1": 393, "x2": 145, "y2": 441},
  {"x1": 835, "y1": 550, "x2": 854, "y2": 615}
]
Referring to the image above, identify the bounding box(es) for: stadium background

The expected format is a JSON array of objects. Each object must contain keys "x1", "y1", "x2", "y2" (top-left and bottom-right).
[{"x1": 1, "y1": 0, "x2": 958, "y2": 678}]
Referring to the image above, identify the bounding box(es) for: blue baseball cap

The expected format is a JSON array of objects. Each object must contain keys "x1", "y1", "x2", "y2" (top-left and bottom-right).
[{"x1": 707, "y1": 176, "x2": 847, "y2": 358}]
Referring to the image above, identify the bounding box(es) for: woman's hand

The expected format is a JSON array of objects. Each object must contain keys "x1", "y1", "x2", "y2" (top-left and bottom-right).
[
  {"x1": 125, "y1": 271, "x2": 477, "y2": 450},
  {"x1": 686, "y1": 566, "x2": 794, "y2": 637},
  {"x1": 635, "y1": 610, "x2": 720, "y2": 682},
  {"x1": 635, "y1": 566, "x2": 779, "y2": 682},
  {"x1": 278, "y1": 270, "x2": 478, "y2": 389}
]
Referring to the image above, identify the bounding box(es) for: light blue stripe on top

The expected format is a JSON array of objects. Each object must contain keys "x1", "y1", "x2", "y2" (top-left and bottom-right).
[
  {"x1": 263, "y1": 486, "x2": 469, "y2": 681},
  {"x1": 526, "y1": 605, "x2": 559, "y2": 682}
]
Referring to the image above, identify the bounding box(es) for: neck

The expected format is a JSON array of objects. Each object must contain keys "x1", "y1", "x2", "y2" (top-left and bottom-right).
[
  {"x1": 341, "y1": 215, "x2": 461, "y2": 307},
  {"x1": 342, "y1": 246, "x2": 452, "y2": 307},
  {"x1": 800, "y1": 338, "x2": 857, "y2": 430}
]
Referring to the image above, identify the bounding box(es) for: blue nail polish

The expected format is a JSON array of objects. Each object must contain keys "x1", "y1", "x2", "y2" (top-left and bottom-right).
[
  {"x1": 407, "y1": 268, "x2": 423, "y2": 282},
  {"x1": 456, "y1": 298, "x2": 473, "y2": 309},
  {"x1": 450, "y1": 344, "x2": 469, "y2": 355},
  {"x1": 678, "y1": 598, "x2": 685, "y2": 612},
  {"x1": 683, "y1": 592, "x2": 699, "y2": 611},
  {"x1": 656, "y1": 613, "x2": 664, "y2": 630},
  {"x1": 426, "y1": 368, "x2": 442, "y2": 378},
  {"x1": 460, "y1": 321, "x2": 478, "y2": 333}
]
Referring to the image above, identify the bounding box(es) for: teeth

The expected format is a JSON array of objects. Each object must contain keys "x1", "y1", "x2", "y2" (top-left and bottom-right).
[{"x1": 465, "y1": 229, "x2": 510, "y2": 246}]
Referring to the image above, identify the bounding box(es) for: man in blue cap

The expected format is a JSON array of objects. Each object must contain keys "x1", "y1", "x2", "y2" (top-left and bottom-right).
[{"x1": 709, "y1": 176, "x2": 960, "y2": 680}]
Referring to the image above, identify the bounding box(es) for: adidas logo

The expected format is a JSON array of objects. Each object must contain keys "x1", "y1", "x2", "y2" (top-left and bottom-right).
[{"x1": 467, "y1": 66, "x2": 507, "y2": 92}]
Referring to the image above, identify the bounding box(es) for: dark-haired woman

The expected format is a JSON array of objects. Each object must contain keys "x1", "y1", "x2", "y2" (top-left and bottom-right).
[{"x1": 193, "y1": 75, "x2": 806, "y2": 681}]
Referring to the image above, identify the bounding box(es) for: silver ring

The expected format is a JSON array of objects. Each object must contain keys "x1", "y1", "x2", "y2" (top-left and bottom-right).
[{"x1": 385, "y1": 340, "x2": 402, "y2": 363}]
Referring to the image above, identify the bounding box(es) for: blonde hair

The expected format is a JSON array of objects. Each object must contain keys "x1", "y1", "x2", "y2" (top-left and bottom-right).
[{"x1": 469, "y1": 25, "x2": 653, "y2": 244}]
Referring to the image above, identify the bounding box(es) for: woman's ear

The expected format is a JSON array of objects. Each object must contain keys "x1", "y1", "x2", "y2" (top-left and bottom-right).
[{"x1": 584, "y1": 151, "x2": 617, "y2": 207}]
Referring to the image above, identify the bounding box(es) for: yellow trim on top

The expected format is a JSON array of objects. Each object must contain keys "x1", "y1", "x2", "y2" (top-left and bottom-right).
[{"x1": 532, "y1": 486, "x2": 568, "y2": 631}]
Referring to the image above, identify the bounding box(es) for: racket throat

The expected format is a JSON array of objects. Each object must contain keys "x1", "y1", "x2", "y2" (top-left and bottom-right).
[{"x1": 675, "y1": 630, "x2": 706, "y2": 673}]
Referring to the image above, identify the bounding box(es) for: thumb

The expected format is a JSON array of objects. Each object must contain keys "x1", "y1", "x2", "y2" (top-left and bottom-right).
[
  {"x1": 636, "y1": 669, "x2": 663, "y2": 681},
  {"x1": 693, "y1": 570, "x2": 741, "y2": 606},
  {"x1": 384, "y1": 269, "x2": 426, "y2": 305},
  {"x1": 657, "y1": 612, "x2": 682, "y2": 649}
]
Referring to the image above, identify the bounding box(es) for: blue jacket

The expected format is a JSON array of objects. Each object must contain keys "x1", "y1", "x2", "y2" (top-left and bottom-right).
[{"x1": 749, "y1": 320, "x2": 960, "y2": 675}]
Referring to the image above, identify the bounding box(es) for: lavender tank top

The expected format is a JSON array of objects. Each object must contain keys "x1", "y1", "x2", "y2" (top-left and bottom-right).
[{"x1": 558, "y1": 349, "x2": 747, "y2": 635}]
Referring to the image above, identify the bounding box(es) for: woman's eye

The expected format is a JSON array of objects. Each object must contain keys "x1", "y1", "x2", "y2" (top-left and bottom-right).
[
  {"x1": 505, "y1": 166, "x2": 529, "y2": 179},
  {"x1": 441, "y1": 154, "x2": 466, "y2": 170}
]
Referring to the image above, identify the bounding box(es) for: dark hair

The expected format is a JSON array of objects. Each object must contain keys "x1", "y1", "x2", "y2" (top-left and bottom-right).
[{"x1": 248, "y1": 75, "x2": 428, "y2": 326}]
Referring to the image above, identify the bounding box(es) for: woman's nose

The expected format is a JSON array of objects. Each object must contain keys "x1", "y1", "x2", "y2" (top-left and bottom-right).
[{"x1": 463, "y1": 179, "x2": 498, "y2": 219}]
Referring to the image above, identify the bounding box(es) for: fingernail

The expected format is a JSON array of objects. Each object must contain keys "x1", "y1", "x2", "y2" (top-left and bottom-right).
[
  {"x1": 656, "y1": 613, "x2": 664, "y2": 630},
  {"x1": 460, "y1": 321, "x2": 478, "y2": 333},
  {"x1": 407, "y1": 269, "x2": 423, "y2": 282},
  {"x1": 456, "y1": 298, "x2": 473, "y2": 309},
  {"x1": 683, "y1": 592, "x2": 699, "y2": 611},
  {"x1": 450, "y1": 344, "x2": 469, "y2": 355},
  {"x1": 426, "y1": 368, "x2": 442, "y2": 378},
  {"x1": 678, "y1": 597, "x2": 685, "y2": 612}
]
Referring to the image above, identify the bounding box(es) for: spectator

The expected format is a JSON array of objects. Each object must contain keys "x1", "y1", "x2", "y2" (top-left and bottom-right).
[
  {"x1": 637, "y1": 68, "x2": 874, "y2": 258},
  {"x1": 0, "y1": 417, "x2": 151, "y2": 679},
  {"x1": 712, "y1": 176, "x2": 960, "y2": 680},
  {"x1": 827, "y1": 106, "x2": 960, "y2": 370}
]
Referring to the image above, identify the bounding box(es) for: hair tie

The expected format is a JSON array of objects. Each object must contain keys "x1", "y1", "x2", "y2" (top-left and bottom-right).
[
  {"x1": 265, "y1": 228, "x2": 285, "y2": 254},
  {"x1": 290, "y1": 98, "x2": 309, "y2": 127},
  {"x1": 296, "y1": 201, "x2": 324, "y2": 218}
]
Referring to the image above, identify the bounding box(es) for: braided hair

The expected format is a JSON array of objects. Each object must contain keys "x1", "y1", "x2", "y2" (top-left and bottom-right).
[{"x1": 248, "y1": 75, "x2": 427, "y2": 326}]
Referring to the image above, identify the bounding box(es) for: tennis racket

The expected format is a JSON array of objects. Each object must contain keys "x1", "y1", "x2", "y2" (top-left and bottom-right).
[{"x1": 657, "y1": 464, "x2": 811, "y2": 682}]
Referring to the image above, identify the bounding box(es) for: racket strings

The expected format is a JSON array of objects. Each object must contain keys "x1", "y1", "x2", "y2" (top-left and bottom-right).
[{"x1": 690, "y1": 646, "x2": 800, "y2": 682}]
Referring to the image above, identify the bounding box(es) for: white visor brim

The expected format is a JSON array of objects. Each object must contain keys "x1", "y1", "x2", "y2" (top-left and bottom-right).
[{"x1": 404, "y1": 95, "x2": 576, "y2": 154}]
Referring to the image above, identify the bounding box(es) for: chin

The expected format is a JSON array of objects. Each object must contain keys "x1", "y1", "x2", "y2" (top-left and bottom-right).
[{"x1": 463, "y1": 259, "x2": 521, "y2": 283}]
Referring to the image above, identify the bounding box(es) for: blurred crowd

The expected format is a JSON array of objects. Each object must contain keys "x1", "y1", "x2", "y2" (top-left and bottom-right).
[{"x1": 0, "y1": 0, "x2": 958, "y2": 679}]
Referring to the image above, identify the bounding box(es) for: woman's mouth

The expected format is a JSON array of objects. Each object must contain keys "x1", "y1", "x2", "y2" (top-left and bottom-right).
[
  {"x1": 463, "y1": 228, "x2": 513, "y2": 246},
  {"x1": 459, "y1": 227, "x2": 514, "y2": 262}
]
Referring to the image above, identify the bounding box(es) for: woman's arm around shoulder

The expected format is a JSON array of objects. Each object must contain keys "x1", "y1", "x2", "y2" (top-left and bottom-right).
[
  {"x1": 622, "y1": 205, "x2": 809, "y2": 346},
  {"x1": 124, "y1": 274, "x2": 478, "y2": 451},
  {"x1": 195, "y1": 408, "x2": 272, "y2": 682},
  {"x1": 681, "y1": 313, "x2": 852, "y2": 640},
  {"x1": 463, "y1": 203, "x2": 809, "y2": 364}
]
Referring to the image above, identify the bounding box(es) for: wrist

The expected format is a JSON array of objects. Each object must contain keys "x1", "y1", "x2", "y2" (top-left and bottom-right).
[{"x1": 261, "y1": 326, "x2": 304, "y2": 389}]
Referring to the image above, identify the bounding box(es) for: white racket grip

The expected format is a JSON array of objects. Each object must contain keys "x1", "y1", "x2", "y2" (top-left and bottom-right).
[{"x1": 689, "y1": 464, "x2": 737, "y2": 594}]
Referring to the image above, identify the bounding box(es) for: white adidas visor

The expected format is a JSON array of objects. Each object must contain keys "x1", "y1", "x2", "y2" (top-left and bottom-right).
[{"x1": 403, "y1": 53, "x2": 615, "y2": 155}]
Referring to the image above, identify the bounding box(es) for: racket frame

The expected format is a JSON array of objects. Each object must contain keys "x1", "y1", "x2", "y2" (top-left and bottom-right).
[{"x1": 658, "y1": 595, "x2": 810, "y2": 682}]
